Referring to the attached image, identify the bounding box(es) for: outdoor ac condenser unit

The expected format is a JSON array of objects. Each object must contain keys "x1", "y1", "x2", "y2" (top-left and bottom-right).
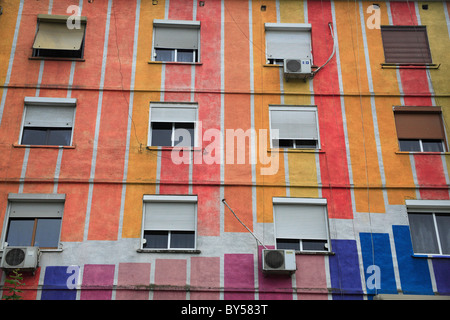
[
  {"x1": 262, "y1": 249, "x2": 296, "y2": 274},
  {"x1": 284, "y1": 59, "x2": 312, "y2": 80},
  {"x1": 1, "y1": 246, "x2": 39, "y2": 272}
]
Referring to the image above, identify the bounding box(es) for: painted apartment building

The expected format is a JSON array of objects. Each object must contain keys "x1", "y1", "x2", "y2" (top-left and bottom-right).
[{"x1": 0, "y1": 0, "x2": 449, "y2": 300}]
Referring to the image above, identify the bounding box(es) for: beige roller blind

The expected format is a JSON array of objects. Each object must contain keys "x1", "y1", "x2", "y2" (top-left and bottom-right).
[{"x1": 33, "y1": 14, "x2": 86, "y2": 51}]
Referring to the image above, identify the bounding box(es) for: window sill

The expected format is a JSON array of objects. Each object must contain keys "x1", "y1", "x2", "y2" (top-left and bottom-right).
[
  {"x1": 136, "y1": 249, "x2": 201, "y2": 254},
  {"x1": 295, "y1": 250, "x2": 335, "y2": 256},
  {"x1": 395, "y1": 151, "x2": 449, "y2": 155},
  {"x1": 146, "y1": 146, "x2": 202, "y2": 152},
  {"x1": 29, "y1": 56, "x2": 85, "y2": 62},
  {"x1": 13, "y1": 143, "x2": 75, "y2": 149},
  {"x1": 148, "y1": 61, "x2": 203, "y2": 66},
  {"x1": 412, "y1": 254, "x2": 450, "y2": 259},
  {"x1": 381, "y1": 63, "x2": 440, "y2": 69},
  {"x1": 269, "y1": 148, "x2": 324, "y2": 154}
]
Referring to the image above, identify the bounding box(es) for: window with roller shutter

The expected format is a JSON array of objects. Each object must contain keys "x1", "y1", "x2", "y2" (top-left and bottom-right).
[{"x1": 381, "y1": 26, "x2": 432, "y2": 64}]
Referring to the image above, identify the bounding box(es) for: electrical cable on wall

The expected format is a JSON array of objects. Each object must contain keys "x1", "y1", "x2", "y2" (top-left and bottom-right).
[
  {"x1": 222, "y1": 199, "x2": 268, "y2": 250},
  {"x1": 312, "y1": 22, "x2": 336, "y2": 75}
]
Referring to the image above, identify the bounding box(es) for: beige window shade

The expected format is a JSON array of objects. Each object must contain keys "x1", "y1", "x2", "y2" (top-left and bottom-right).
[
  {"x1": 394, "y1": 106, "x2": 445, "y2": 140},
  {"x1": 33, "y1": 14, "x2": 87, "y2": 51}
]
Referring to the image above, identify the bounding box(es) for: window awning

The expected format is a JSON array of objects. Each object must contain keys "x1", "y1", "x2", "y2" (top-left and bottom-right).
[{"x1": 33, "y1": 14, "x2": 87, "y2": 51}]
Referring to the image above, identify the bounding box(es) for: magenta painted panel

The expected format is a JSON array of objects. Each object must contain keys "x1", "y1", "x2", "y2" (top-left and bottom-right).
[
  {"x1": 190, "y1": 257, "x2": 220, "y2": 300},
  {"x1": 153, "y1": 259, "x2": 187, "y2": 300},
  {"x1": 295, "y1": 255, "x2": 328, "y2": 300},
  {"x1": 80, "y1": 264, "x2": 115, "y2": 300},
  {"x1": 116, "y1": 263, "x2": 151, "y2": 300},
  {"x1": 224, "y1": 254, "x2": 255, "y2": 300},
  {"x1": 257, "y1": 246, "x2": 293, "y2": 300}
]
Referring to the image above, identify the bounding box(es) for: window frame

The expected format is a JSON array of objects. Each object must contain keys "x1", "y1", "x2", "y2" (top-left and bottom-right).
[
  {"x1": 148, "y1": 102, "x2": 198, "y2": 148},
  {"x1": 405, "y1": 200, "x2": 450, "y2": 256},
  {"x1": 151, "y1": 19, "x2": 201, "y2": 63},
  {"x1": 2, "y1": 193, "x2": 65, "y2": 250},
  {"x1": 264, "y1": 23, "x2": 312, "y2": 65},
  {"x1": 32, "y1": 14, "x2": 87, "y2": 60},
  {"x1": 398, "y1": 139, "x2": 445, "y2": 152},
  {"x1": 19, "y1": 97, "x2": 77, "y2": 147},
  {"x1": 380, "y1": 25, "x2": 432, "y2": 65},
  {"x1": 272, "y1": 197, "x2": 331, "y2": 254},
  {"x1": 140, "y1": 195, "x2": 198, "y2": 251},
  {"x1": 393, "y1": 106, "x2": 447, "y2": 153},
  {"x1": 268, "y1": 105, "x2": 320, "y2": 150}
]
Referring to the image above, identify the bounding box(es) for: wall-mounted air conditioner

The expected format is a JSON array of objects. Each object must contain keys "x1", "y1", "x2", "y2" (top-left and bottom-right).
[
  {"x1": 262, "y1": 249, "x2": 296, "y2": 274},
  {"x1": 284, "y1": 59, "x2": 312, "y2": 80},
  {"x1": 1, "y1": 246, "x2": 39, "y2": 272}
]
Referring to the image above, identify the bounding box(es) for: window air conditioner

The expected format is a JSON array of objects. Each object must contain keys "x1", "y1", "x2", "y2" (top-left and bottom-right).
[
  {"x1": 262, "y1": 249, "x2": 296, "y2": 274},
  {"x1": 1, "y1": 246, "x2": 39, "y2": 272},
  {"x1": 284, "y1": 59, "x2": 312, "y2": 80}
]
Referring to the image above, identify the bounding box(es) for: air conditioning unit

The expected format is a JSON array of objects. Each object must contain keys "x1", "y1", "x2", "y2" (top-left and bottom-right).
[
  {"x1": 284, "y1": 59, "x2": 312, "y2": 80},
  {"x1": 1, "y1": 247, "x2": 39, "y2": 272},
  {"x1": 262, "y1": 249, "x2": 296, "y2": 274}
]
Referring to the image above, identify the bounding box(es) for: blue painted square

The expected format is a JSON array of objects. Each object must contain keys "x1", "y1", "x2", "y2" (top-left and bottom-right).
[
  {"x1": 41, "y1": 266, "x2": 79, "y2": 300},
  {"x1": 360, "y1": 232, "x2": 397, "y2": 296}
]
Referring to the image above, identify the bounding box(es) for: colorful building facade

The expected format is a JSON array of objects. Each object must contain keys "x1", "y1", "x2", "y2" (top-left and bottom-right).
[{"x1": 0, "y1": 0, "x2": 449, "y2": 300}]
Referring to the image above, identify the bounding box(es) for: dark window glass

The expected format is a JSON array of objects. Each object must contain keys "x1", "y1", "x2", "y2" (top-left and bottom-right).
[
  {"x1": 174, "y1": 123, "x2": 195, "y2": 147},
  {"x1": 34, "y1": 219, "x2": 62, "y2": 248},
  {"x1": 177, "y1": 50, "x2": 195, "y2": 62},
  {"x1": 6, "y1": 219, "x2": 35, "y2": 246},
  {"x1": 436, "y1": 214, "x2": 450, "y2": 255},
  {"x1": 22, "y1": 128, "x2": 72, "y2": 146},
  {"x1": 276, "y1": 139, "x2": 294, "y2": 148},
  {"x1": 33, "y1": 48, "x2": 83, "y2": 59},
  {"x1": 295, "y1": 140, "x2": 317, "y2": 149},
  {"x1": 151, "y1": 122, "x2": 172, "y2": 146},
  {"x1": 276, "y1": 238, "x2": 300, "y2": 250},
  {"x1": 408, "y1": 213, "x2": 440, "y2": 254},
  {"x1": 399, "y1": 139, "x2": 421, "y2": 152},
  {"x1": 47, "y1": 129, "x2": 72, "y2": 146},
  {"x1": 143, "y1": 231, "x2": 168, "y2": 249},
  {"x1": 22, "y1": 128, "x2": 48, "y2": 145},
  {"x1": 155, "y1": 49, "x2": 175, "y2": 62},
  {"x1": 6, "y1": 218, "x2": 61, "y2": 248},
  {"x1": 170, "y1": 231, "x2": 195, "y2": 249},
  {"x1": 422, "y1": 140, "x2": 444, "y2": 152},
  {"x1": 302, "y1": 239, "x2": 328, "y2": 251}
]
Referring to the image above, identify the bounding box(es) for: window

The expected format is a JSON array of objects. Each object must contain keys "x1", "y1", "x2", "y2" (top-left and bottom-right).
[
  {"x1": 381, "y1": 26, "x2": 432, "y2": 64},
  {"x1": 32, "y1": 14, "x2": 87, "y2": 59},
  {"x1": 141, "y1": 195, "x2": 197, "y2": 250},
  {"x1": 152, "y1": 20, "x2": 200, "y2": 63},
  {"x1": 273, "y1": 197, "x2": 330, "y2": 252},
  {"x1": 3, "y1": 194, "x2": 64, "y2": 249},
  {"x1": 394, "y1": 106, "x2": 447, "y2": 152},
  {"x1": 406, "y1": 200, "x2": 450, "y2": 255},
  {"x1": 148, "y1": 102, "x2": 197, "y2": 147},
  {"x1": 269, "y1": 105, "x2": 319, "y2": 149},
  {"x1": 265, "y1": 23, "x2": 312, "y2": 64},
  {"x1": 20, "y1": 97, "x2": 76, "y2": 146}
]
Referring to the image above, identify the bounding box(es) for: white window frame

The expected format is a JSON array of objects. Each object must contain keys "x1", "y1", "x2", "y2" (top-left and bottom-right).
[
  {"x1": 152, "y1": 19, "x2": 201, "y2": 63},
  {"x1": 148, "y1": 102, "x2": 198, "y2": 148},
  {"x1": 19, "y1": 97, "x2": 77, "y2": 147},
  {"x1": 1, "y1": 193, "x2": 65, "y2": 250},
  {"x1": 398, "y1": 139, "x2": 446, "y2": 152},
  {"x1": 141, "y1": 195, "x2": 198, "y2": 251},
  {"x1": 405, "y1": 200, "x2": 450, "y2": 256},
  {"x1": 273, "y1": 197, "x2": 331, "y2": 253},
  {"x1": 268, "y1": 105, "x2": 320, "y2": 149}
]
